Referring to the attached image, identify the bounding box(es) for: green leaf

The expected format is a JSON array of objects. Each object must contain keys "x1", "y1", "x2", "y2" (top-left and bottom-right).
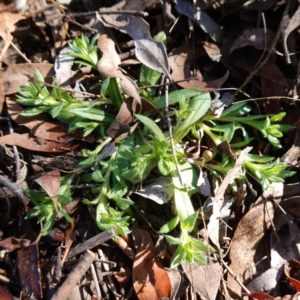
[
  {"x1": 159, "y1": 216, "x2": 180, "y2": 234},
  {"x1": 107, "y1": 77, "x2": 123, "y2": 109},
  {"x1": 173, "y1": 93, "x2": 211, "y2": 144},
  {"x1": 181, "y1": 212, "x2": 199, "y2": 232},
  {"x1": 72, "y1": 107, "x2": 114, "y2": 122},
  {"x1": 135, "y1": 114, "x2": 165, "y2": 142}
]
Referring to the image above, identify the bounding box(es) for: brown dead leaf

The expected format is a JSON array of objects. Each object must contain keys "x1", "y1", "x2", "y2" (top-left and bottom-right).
[
  {"x1": 106, "y1": 96, "x2": 162, "y2": 138},
  {"x1": 0, "y1": 132, "x2": 74, "y2": 153},
  {"x1": 168, "y1": 43, "x2": 228, "y2": 92},
  {"x1": 6, "y1": 97, "x2": 70, "y2": 142},
  {"x1": 0, "y1": 237, "x2": 31, "y2": 252},
  {"x1": 133, "y1": 249, "x2": 171, "y2": 300},
  {"x1": 0, "y1": 63, "x2": 54, "y2": 95},
  {"x1": 98, "y1": 3, "x2": 170, "y2": 78},
  {"x1": 227, "y1": 182, "x2": 283, "y2": 298},
  {"x1": 0, "y1": 12, "x2": 24, "y2": 61},
  {"x1": 285, "y1": 260, "x2": 300, "y2": 292},
  {"x1": 98, "y1": 34, "x2": 141, "y2": 104},
  {"x1": 132, "y1": 225, "x2": 171, "y2": 300},
  {"x1": 181, "y1": 259, "x2": 221, "y2": 300},
  {"x1": 0, "y1": 286, "x2": 13, "y2": 300},
  {"x1": 34, "y1": 170, "x2": 61, "y2": 215},
  {"x1": 259, "y1": 63, "x2": 289, "y2": 114},
  {"x1": 229, "y1": 28, "x2": 275, "y2": 53},
  {"x1": 281, "y1": 196, "x2": 300, "y2": 218},
  {"x1": 61, "y1": 219, "x2": 76, "y2": 264}
]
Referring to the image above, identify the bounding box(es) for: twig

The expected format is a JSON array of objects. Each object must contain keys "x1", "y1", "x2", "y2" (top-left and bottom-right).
[
  {"x1": 66, "y1": 10, "x2": 148, "y2": 18},
  {"x1": 90, "y1": 262, "x2": 102, "y2": 300},
  {"x1": 7, "y1": 118, "x2": 20, "y2": 176},
  {"x1": 10, "y1": 41, "x2": 30, "y2": 63},
  {"x1": 0, "y1": 174, "x2": 27, "y2": 205},
  {"x1": 67, "y1": 228, "x2": 117, "y2": 259},
  {"x1": 50, "y1": 250, "x2": 96, "y2": 300},
  {"x1": 220, "y1": 257, "x2": 251, "y2": 295}
]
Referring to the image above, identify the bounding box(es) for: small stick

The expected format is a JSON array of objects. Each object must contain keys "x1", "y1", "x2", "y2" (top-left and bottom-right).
[
  {"x1": 50, "y1": 250, "x2": 96, "y2": 300},
  {"x1": 67, "y1": 228, "x2": 117, "y2": 259},
  {"x1": 66, "y1": 10, "x2": 148, "y2": 18},
  {"x1": 0, "y1": 174, "x2": 27, "y2": 205},
  {"x1": 90, "y1": 262, "x2": 102, "y2": 300}
]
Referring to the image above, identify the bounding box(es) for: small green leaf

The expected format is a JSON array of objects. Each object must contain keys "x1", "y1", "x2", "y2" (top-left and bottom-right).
[
  {"x1": 159, "y1": 216, "x2": 180, "y2": 234},
  {"x1": 135, "y1": 114, "x2": 165, "y2": 142},
  {"x1": 181, "y1": 212, "x2": 199, "y2": 232}
]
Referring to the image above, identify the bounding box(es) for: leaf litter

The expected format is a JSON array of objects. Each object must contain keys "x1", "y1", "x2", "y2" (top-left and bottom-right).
[{"x1": 1, "y1": 0, "x2": 300, "y2": 299}]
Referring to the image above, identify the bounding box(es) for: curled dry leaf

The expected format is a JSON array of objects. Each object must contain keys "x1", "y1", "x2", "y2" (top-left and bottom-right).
[
  {"x1": 285, "y1": 260, "x2": 300, "y2": 292},
  {"x1": 168, "y1": 43, "x2": 228, "y2": 92},
  {"x1": 227, "y1": 182, "x2": 284, "y2": 298},
  {"x1": 203, "y1": 41, "x2": 222, "y2": 62},
  {"x1": 0, "y1": 63, "x2": 54, "y2": 95},
  {"x1": 98, "y1": 2, "x2": 170, "y2": 78}
]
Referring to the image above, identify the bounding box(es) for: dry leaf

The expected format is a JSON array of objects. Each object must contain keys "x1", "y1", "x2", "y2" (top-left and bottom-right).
[
  {"x1": 132, "y1": 225, "x2": 171, "y2": 300},
  {"x1": 181, "y1": 260, "x2": 221, "y2": 300},
  {"x1": 98, "y1": 4, "x2": 170, "y2": 78},
  {"x1": 0, "y1": 12, "x2": 24, "y2": 61},
  {"x1": 227, "y1": 182, "x2": 284, "y2": 298},
  {"x1": 259, "y1": 63, "x2": 289, "y2": 114},
  {"x1": 0, "y1": 63, "x2": 54, "y2": 95},
  {"x1": 285, "y1": 260, "x2": 300, "y2": 291},
  {"x1": 203, "y1": 41, "x2": 222, "y2": 62},
  {"x1": 0, "y1": 77, "x2": 4, "y2": 114},
  {"x1": 0, "y1": 132, "x2": 74, "y2": 153},
  {"x1": 34, "y1": 170, "x2": 61, "y2": 215},
  {"x1": 0, "y1": 286, "x2": 14, "y2": 300},
  {"x1": 229, "y1": 28, "x2": 275, "y2": 53},
  {"x1": 207, "y1": 147, "x2": 252, "y2": 248},
  {"x1": 168, "y1": 43, "x2": 228, "y2": 92}
]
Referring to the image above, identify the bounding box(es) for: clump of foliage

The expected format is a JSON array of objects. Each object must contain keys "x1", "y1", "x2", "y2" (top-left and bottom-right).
[{"x1": 17, "y1": 33, "x2": 295, "y2": 268}]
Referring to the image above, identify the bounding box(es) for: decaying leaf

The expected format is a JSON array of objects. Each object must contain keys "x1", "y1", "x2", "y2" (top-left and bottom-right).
[
  {"x1": 98, "y1": 1, "x2": 170, "y2": 78},
  {"x1": 0, "y1": 63, "x2": 54, "y2": 95},
  {"x1": 227, "y1": 182, "x2": 284, "y2": 298},
  {"x1": 132, "y1": 225, "x2": 171, "y2": 300},
  {"x1": 0, "y1": 12, "x2": 24, "y2": 61},
  {"x1": 203, "y1": 41, "x2": 222, "y2": 62},
  {"x1": 285, "y1": 260, "x2": 300, "y2": 291},
  {"x1": 168, "y1": 43, "x2": 228, "y2": 92},
  {"x1": 0, "y1": 132, "x2": 74, "y2": 153},
  {"x1": 181, "y1": 259, "x2": 221, "y2": 300}
]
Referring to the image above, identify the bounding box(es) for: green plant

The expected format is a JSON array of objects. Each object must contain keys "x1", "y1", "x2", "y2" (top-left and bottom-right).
[
  {"x1": 19, "y1": 33, "x2": 295, "y2": 270},
  {"x1": 25, "y1": 175, "x2": 73, "y2": 235},
  {"x1": 66, "y1": 34, "x2": 100, "y2": 70}
]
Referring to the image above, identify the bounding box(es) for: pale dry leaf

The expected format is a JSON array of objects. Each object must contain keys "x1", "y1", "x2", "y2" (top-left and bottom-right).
[
  {"x1": 203, "y1": 41, "x2": 221, "y2": 62},
  {"x1": 207, "y1": 147, "x2": 252, "y2": 248},
  {"x1": 98, "y1": 7, "x2": 170, "y2": 78},
  {"x1": 0, "y1": 12, "x2": 25, "y2": 61},
  {"x1": 181, "y1": 259, "x2": 221, "y2": 300},
  {"x1": 227, "y1": 182, "x2": 284, "y2": 298}
]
